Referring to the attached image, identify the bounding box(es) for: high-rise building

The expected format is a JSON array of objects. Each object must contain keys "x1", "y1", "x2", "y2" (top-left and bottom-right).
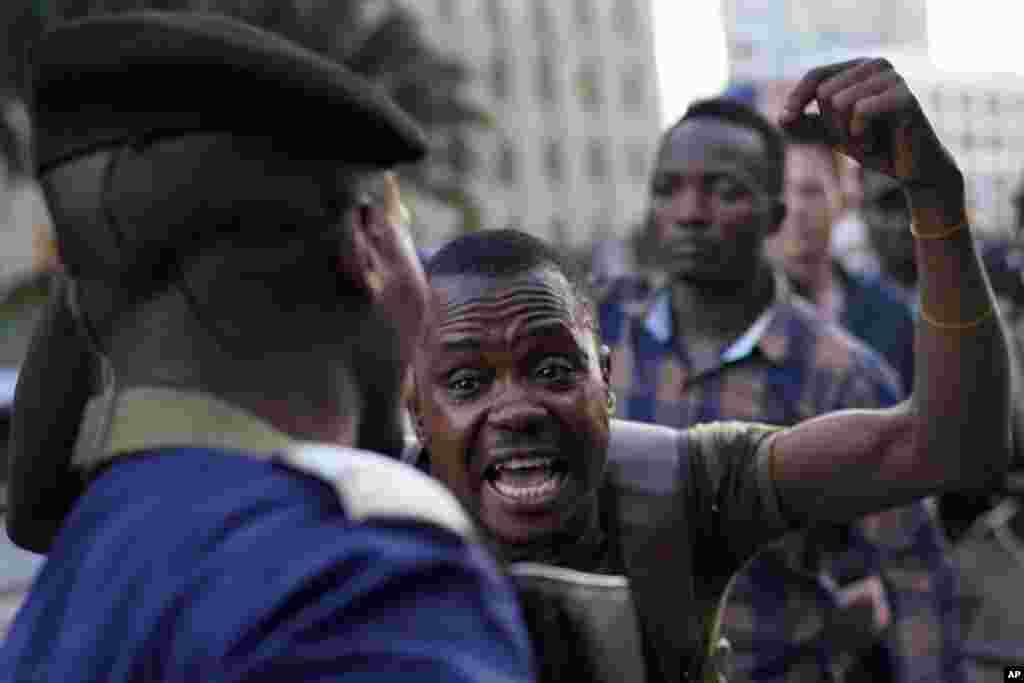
[
  {"x1": 406, "y1": 0, "x2": 662, "y2": 250},
  {"x1": 722, "y1": 2, "x2": 1024, "y2": 234},
  {"x1": 909, "y1": 63, "x2": 1024, "y2": 232},
  {"x1": 753, "y1": 50, "x2": 1024, "y2": 235},
  {"x1": 722, "y1": 0, "x2": 928, "y2": 81}
]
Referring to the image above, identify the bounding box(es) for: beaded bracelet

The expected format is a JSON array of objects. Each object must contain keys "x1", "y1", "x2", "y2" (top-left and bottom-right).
[
  {"x1": 909, "y1": 217, "x2": 967, "y2": 240},
  {"x1": 918, "y1": 305, "x2": 996, "y2": 330}
]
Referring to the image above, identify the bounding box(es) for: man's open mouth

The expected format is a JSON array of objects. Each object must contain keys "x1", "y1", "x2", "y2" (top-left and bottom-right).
[{"x1": 483, "y1": 455, "x2": 569, "y2": 503}]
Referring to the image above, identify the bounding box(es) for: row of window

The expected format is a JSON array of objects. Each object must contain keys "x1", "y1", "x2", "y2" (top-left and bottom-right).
[
  {"x1": 491, "y1": 52, "x2": 649, "y2": 113},
  {"x1": 949, "y1": 131, "x2": 1024, "y2": 152},
  {"x1": 438, "y1": 0, "x2": 641, "y2": 41},
  {"x1": 928, "y1": 89, "x2": 1024, "y2": 116},
  {"x1": 451, "y1": 136, "x2": 651, "y2": 187}
]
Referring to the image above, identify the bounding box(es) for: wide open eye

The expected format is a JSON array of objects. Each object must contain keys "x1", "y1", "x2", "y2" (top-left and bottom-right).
[
  {"x1": 445, "y1": 368, "x2": 491, "y2": 401},
  {"x1": 533, "y1": 356, "x2": 578, "y2": 389}
]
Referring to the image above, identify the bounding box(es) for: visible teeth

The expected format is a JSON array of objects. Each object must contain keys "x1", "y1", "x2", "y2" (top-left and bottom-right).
[
  {"x1": 495, "y1": 456, "x2": 555, "y2": 472},
  {"x1": 493, "y1": 473, "x2": 563, "y2": 500}
]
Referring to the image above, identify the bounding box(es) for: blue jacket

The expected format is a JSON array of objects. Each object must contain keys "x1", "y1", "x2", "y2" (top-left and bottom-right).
[{"x1": 0, "y1": 447, "x2": 534, "y2": 682}]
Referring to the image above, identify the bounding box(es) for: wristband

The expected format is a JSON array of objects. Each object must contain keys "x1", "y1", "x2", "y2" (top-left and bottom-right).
[{"x1": 918, "y1": 305, "x2": 995, "y2": 330}]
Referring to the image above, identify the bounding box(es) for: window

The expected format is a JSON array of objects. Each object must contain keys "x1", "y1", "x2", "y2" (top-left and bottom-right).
[
  {"x1": 962, "y1": 130, "x2": 975, "y2": 151},
  {"x1": 988, "y1": 93, "x2": 1001, "y2": 117},
  {"x1": 533, "y1": 1, "x2": 553, "y2": 38},
  {"x1": 497, "y1": 140, "x2": 519, "y2": 186},
  {"x1": 592, "y1": 212, "x2": 614, "y2": 241},
  {"x1": 550, "y1": 217, "x2": 570, "y2": 248},
  {"x1": 485, "y1": 0, "x2": 503, "y2": 33},
  {"x1": 448, "y1": 134, "x2": 476, "y2": 176},
  {"x1": 575, "y1": 0, "x2": 593, "y2": 30},
  {"x1": 627, "y1": 143, "x2": 648, "y2": 181},
  {"x1": 613, "y1": 0, "x2": 637, "y2": 39},
  {"x1": 622, "y1": 64, "x2": 646, "y2": 111},
  {"x1": 545, "y1": 140, "x2": 564, "y2": 184},
  {"x1": 537, "y1": 53, "x2": 556, "y2": 104},
  {"x1": 492, "y1": 52, "x2": 511, "y2": 100},
  {"x1": 577, "y1": 62, "x2": 602, "y2": 111},
  {"x1": 587, "y1": 139, "x2": 608, "y2": 181},
  {"x1": 439, "y1": 0, "x2": 455, "y2": 23}
]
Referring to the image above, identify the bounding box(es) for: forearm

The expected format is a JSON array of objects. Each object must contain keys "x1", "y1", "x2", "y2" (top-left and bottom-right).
[{"x1": 908, "y1": 182, "x2": 1012, "y2": 489}]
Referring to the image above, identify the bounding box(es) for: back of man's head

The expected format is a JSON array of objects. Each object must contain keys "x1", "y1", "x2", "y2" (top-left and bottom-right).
[{"x1": 32, "y1": 12, "x2": 426, "y2": 397}]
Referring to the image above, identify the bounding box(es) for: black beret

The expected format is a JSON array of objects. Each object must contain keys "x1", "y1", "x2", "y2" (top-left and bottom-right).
[{"x1": 31, "y1": 11, "x2": 429, "y2": 173}]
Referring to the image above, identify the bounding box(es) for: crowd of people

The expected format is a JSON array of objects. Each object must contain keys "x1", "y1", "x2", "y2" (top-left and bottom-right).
[{"x1": 0, "y1": 10, "x2": 1018, "y2": 683}]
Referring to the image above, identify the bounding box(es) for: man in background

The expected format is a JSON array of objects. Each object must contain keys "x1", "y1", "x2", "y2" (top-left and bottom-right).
[{"x1": 600, "y1": 95, "x2": 961, "y2": 682}]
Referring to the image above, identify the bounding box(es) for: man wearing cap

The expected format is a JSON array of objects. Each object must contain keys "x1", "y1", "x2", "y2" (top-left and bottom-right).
[{"x1": 0, "y1": 12, "x2": 534, "y2": 683}]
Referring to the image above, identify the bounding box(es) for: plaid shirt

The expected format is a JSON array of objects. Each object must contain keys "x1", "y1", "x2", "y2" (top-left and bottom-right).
[{"x1": 599, "y1": 276, "x2": 963, "y2": 683}]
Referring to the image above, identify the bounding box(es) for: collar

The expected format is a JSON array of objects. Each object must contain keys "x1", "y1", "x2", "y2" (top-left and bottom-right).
[
  {"x1": 642, "y1": 271, "x2": 793, "y2": 365},
  {"x1": 72, "y1": 386, "x2": 297, "y2": 472}
]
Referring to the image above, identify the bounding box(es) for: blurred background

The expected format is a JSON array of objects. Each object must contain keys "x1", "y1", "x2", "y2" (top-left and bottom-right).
[
  {"x1": 0, "y1": 1, "x2": 1021, "y2": 266},
  {"x1": 0, "y1": 0, "x2": 1021, "y2": 634}
]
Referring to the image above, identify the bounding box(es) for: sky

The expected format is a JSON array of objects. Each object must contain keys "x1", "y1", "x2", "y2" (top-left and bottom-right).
[
  {"x1": 650, "y1": 0, "x2": 1024, "y2": 128},
  {"x1": 650, "y1": 0, "x2": 728, "y2": 127}
]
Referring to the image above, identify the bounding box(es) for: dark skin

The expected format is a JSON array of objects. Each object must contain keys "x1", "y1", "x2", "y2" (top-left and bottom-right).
[
  {"x1": 648, "y1": 118, "x2": 783, "y2": 372},
  {"x1": 414, "y1": 59, "x2": 1010, "y2": 569},
  {"x1": 411, "y1": 268, "x2": 612, "y2": 564}
]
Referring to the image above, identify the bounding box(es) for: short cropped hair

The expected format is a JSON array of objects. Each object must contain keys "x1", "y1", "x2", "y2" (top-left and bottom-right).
[
  {"x1": 782, "y1": 118, "x2": 842, "y2": 180},
  {"x1": 661, "y1": 97, "x2": 786, "y2": 196},
  {"x1": 425, "y1": 229, "x2": 598, "y2": 331}
]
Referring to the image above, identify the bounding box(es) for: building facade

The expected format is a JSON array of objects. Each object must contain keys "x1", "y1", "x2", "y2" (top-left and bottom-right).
[
  {"x1": 915, "y1": 69, "x2": 1024, "y2": 233},
  {"x1": 721, "y1": 1, "x2": 1024, "y2": 235},
  {"x1": 406, "y1": 0, "x2": 662, "y2": 250},
  {"x1": 754, "y1": 51, "x2": 1024, "y2": 236},
  {"x1": 722, "y1": 0, "x2": 928, "y2": 82}
]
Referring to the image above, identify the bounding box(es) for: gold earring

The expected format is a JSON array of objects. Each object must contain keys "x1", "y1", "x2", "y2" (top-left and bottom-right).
[
  {"x1": 365, "y1": 271, "x2": 383, "y2": 294},
  {"x1": 607, "y1": 391, "x2": 617, "y2": 416}
]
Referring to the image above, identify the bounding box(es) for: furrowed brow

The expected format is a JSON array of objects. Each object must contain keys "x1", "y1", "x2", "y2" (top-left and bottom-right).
[{"x1": 439, "y1": 336, "x2": 482, "y2": 353}]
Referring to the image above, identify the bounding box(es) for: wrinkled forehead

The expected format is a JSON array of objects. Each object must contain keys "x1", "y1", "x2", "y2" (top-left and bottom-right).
[
  {"x1": 425, "y1": 268, "x2": 586, "y2": 341},
  {"x1": 655, "y1": 118, "x2": 771, "y2": 186}
]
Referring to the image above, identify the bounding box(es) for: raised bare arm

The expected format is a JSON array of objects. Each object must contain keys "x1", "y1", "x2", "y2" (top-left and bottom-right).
[{"x1": 769, "y1": 58, "x2": 1011, "y2": 525}]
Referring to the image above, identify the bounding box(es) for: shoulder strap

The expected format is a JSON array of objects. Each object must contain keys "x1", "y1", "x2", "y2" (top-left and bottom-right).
[
  {"x1": 278, "y1": 443, "x2": 476, "y2": 541},
  {"x1": 607, "y1": 419, "x2": 730, "y2": 683},
  {"x1": 508, "y1": 562, "x2": 646, "y2": 683}
]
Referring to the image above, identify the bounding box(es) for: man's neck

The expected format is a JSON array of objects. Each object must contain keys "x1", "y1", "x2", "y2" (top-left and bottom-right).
[
  {"x1": 495, "y1": 491, "x2": 612, "y2": 572},
  {"x1": 792, "y1": 259, "x2": 844, "y2": 322},
  {"x1": 248, "y1": 397, "x2": 358, "y2": 447},
  {"x1": 670, "y1": 263, "x2": 775, "y2": 346}
]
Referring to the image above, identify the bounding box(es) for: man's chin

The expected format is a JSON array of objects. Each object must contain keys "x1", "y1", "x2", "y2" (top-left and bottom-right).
[{"x1": 477, "y1": 477, "x2": 572, "y2": 549}]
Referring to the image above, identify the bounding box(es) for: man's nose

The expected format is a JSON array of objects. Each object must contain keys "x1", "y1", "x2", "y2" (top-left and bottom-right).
[
  {"x1": 664, "y1": 185, "x2": 712, "y2": 228},
  {"x1": 487, "y1": 392, "x2": 549, "y2": 434}
]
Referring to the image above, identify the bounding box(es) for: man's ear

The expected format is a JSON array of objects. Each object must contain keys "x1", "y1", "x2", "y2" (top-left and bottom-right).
[
  {"x1": 599, "y1": 343, "x2": 612, "y2": 385},
  {"x1": 764, "y1": 199, "x2": 787, "y2": 238},
  {"x1": 335, "y1": 203, "x2": 386, "y2": 298},
  {"x1": 406, "y1": 370, "x2": 426, "y2": 444}
]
